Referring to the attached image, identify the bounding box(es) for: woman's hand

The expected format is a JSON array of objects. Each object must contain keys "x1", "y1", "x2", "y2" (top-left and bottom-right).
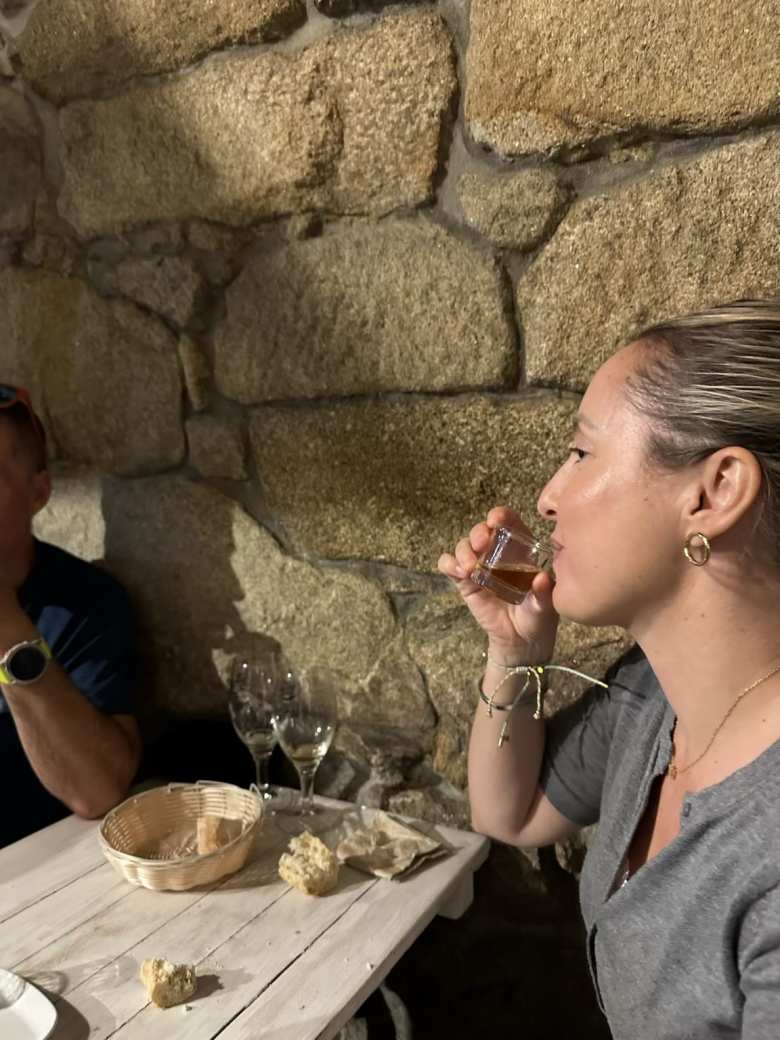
[{"x1": 437, "y1": 506, "x2": 559, "y2": 664}]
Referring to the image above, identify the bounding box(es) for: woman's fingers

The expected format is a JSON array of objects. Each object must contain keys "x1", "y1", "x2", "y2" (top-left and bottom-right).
[
  {"x1": 534, "y1": 567, "x2": 555, "y2": 600},
  {"x1": 521, "y1": 569, "x2": 556, "y2": 615},
  {"x1": 468, "y1": 520, "x2": 493, "y2": 554},
  {"x1": 437, "y1": 551, "x2": 464, "y2": 580},
  {"x1": 453, "y1": 537, "x2": 478, "y2": 577},
  {"x1": 486, "y1": 505, "x2": 530, "y2": 536}
]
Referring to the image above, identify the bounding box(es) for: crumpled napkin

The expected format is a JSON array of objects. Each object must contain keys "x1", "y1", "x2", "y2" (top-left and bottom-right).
[{"x1": 335, "y1": 811, "x2": 450, "y2": 880}]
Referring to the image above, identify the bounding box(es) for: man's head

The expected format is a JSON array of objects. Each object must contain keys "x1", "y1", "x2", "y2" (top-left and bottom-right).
[{"x1": 0, "y1": 386, "x2": 51, "y2": 584}]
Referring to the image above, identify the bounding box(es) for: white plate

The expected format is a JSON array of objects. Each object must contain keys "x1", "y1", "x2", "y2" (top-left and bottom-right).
[{"x1": 0, "y1": 969, "x2": 57, "y2": 1040}]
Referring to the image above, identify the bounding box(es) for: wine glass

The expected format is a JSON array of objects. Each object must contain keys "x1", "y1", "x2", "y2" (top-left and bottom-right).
[
  {"x1": 228, "y1": 654, "x2": 283, "y2": 803},
  {"x1": 272, "y1": 666, "x2": 337, "y2": 816}
]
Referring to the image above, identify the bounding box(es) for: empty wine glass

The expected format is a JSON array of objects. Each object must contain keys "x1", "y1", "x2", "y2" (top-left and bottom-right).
[
  {"x1": 228, "y1": 654, "x2": 284, "y2": 802},
  {"x1": 272, "y1": 666, "x2": 337, "y2": 816}
]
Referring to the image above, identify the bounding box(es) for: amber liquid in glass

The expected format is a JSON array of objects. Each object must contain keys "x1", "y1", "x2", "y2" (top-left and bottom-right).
[{"x1": 471, "y1": 561, "x2": 540, "y2": 603}]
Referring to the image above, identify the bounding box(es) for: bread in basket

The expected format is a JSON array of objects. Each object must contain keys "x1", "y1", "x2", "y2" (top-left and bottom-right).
[{"x1": 99, "y1": 781, "x2": 263, "y2": 891}]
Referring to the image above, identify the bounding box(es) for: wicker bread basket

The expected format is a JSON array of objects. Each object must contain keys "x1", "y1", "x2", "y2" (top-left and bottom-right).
[{"x1": 99, "y1": 781, "x2": 264, "y2": 891}]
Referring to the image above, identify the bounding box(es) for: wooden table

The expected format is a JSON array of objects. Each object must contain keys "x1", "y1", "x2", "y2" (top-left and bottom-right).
[{"x1": 0, "y1": 795, "x2": 489, "y2": 1039}]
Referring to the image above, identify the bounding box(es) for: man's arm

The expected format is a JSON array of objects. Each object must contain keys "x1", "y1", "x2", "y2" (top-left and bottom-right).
[{"x1": 0, "y1": 593, "x2": 141, "y2": 819}]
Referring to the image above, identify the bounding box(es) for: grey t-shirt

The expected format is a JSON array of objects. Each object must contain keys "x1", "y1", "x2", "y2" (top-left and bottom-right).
[{"x1": 540, "y1": 645, "x2": 780, "y2": 1039}]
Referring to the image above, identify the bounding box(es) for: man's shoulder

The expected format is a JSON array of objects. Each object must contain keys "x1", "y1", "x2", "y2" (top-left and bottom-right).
[{"x1": 30, "y1": 540, "x2": 131, "y2": 613}]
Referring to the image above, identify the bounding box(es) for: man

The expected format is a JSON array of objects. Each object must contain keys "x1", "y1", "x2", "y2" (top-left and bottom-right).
[{"x1": 0, "y1": 385, "x2": 141, "y2": 848}]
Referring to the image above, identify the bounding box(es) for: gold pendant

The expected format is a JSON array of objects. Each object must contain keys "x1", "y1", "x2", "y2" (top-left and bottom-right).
[
  {"x1": 668, "y1": 762, "x2": 677, "y2": 780},
  {"x1": 498, "y1": 721, "x2": 509, "y2": 748}
]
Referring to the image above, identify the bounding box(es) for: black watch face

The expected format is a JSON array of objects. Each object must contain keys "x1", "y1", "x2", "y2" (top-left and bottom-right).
[{"x1": 9, "y1": 645, "x2": 46, "y2": 683}]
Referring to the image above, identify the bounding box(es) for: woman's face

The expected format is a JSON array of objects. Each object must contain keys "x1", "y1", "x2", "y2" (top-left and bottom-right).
[{"x1": 537, "y1": 342, "x2": 692, "y2": 631}]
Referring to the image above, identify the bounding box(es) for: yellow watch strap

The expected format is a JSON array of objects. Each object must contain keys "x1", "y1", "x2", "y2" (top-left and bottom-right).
[{"x1": 0, "y1": 638, "x2": 52, "y2": 686}]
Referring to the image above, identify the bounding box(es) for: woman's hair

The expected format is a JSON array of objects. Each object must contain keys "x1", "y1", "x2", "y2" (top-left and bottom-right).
[{"x1": 625, "y1": 299, "x2": 780, "y2": 564}]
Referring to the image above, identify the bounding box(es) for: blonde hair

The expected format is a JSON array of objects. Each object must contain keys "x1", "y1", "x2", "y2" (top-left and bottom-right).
[{"x1": 626, "y1": 299, "x2": 780, "y2": 564}]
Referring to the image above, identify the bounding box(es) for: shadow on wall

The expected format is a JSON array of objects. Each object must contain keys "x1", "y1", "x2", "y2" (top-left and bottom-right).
[
  {"x1": 99, "y1": 475, "x2": 249, "y2": 715},
  {"x1": 34, "y1": 466, "x2": 288, "y2": 785},
  {"x1": 97, "y1": 473, "x2": 297, "y2": 785}
]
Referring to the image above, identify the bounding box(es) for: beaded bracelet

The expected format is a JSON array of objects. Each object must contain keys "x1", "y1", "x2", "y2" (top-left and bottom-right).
[{"x1": 479, "y1": 651, "x2": 608, "y2": 749}]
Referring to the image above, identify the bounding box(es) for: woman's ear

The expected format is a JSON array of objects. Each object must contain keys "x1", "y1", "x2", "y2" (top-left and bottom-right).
[{"x1": 685, "y1": 447, "x2": 763, "y2": 537}]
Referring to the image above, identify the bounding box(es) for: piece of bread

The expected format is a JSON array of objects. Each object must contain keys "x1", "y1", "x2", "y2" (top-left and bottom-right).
[
  {"x1": 139, "y1": 958, "x2": 197, "y2": 1008},
  {"x1": 197, "y1": 814, "x2": 226, "y2": 854},
  {"x1": 278, "y1": 831, "x2": 339, "y2": 896}
]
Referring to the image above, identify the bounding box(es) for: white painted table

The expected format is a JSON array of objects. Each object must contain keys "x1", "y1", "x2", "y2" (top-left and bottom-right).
[{"x1": 0, "y1": 796, "x2": 488, "y2": 1039}]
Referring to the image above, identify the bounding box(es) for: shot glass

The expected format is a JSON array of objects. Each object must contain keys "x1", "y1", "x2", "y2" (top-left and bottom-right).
[{"x1": 469, "y1": 526, "x2": 553, "y2": 605}]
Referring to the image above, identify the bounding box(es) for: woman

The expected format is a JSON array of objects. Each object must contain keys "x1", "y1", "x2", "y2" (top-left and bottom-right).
[{"x1": 438, "y1": 300, "x2": 780, "y2": 1039}]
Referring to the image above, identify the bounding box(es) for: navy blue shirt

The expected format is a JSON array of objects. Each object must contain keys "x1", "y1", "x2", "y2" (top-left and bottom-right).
[{"x1": 0, "y1": 539, "x2": 137, "y2": 848}]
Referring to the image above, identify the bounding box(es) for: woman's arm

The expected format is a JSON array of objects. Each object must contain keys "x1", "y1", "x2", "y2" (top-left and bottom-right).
[
  {"x1": 439, "y1": 506, "x2": 581, "y2": 848},
  {"x1": 468, "y1": 653, "x2": 581, "y2": 848}
]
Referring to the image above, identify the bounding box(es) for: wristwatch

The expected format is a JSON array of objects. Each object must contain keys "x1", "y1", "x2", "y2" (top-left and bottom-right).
[{"x1": 0, "y1": 638, "x2": 52, "y2": 686}]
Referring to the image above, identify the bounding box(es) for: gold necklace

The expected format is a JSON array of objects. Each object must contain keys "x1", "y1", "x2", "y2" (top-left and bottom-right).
[{"x1": 668, "y1": 660, "x2": 780, "y2": 780}]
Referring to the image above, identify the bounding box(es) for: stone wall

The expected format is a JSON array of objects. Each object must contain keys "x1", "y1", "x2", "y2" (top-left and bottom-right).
[
  {"x1": 2, "y1": 0, "x2": 779, "y2": 815},
  {"x1": 3, "y1": 1, "x2": 777, "y2": 1034}
]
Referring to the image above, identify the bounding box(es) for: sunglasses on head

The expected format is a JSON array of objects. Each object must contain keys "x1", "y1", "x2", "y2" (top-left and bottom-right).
[{"x1": 0, "y1": 384, "x2": 47, "y2": 447}]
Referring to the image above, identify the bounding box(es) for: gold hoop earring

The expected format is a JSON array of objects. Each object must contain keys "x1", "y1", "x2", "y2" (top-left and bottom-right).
[{"x1": 683, "y1": 532, "x2": 711, "y2": 566}]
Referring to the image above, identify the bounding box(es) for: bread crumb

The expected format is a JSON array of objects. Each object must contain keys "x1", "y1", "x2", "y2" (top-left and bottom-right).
[
  {"x1": 139, "y1": 959, "x2": 197, "y2": 1008},
  {"x1": 278, "y1": 832, "x2": 339, "y2": 896}
]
